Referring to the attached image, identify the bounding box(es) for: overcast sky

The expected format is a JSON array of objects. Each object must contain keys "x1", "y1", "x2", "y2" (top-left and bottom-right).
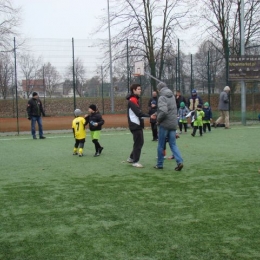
[
  {"x1": 14, "y1": 0, "x2": 107, "y2": 39},
  {"x1": 13, "y1": 0, "x2": 198, "y2": 54}
]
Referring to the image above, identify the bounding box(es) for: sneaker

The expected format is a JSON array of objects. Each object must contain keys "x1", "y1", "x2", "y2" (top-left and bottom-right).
[
  {"x1": 154, "y1": 165, "x2": 163, "y2": 169},
  {"x1": 40, "y1": 136, "x2": 46, "y2": 139},
  {"x1": 33, "y1": 136, "x2": 37, "y2": 139},
  {"x1": 94, "y1": 152, "x2": 100, "y2": 157},
  {"x1": 191, "y1": 133, "x2": 195, "y2": 137},
  {"x1": 99, "y1": 147, "x2": 104, "y2": 154},
  {"x1": 127, "y1": 158, "x2": 134, "y2": 163},
  {"x1": 73, "y1": 152, "x2": 78, "y2": 155},
  {"x1": 78, "y1": 153, "x2": 83, "y2": 157},
  {"x1": 168, "y1": 155, "x2": 175, "y2": 160},
  {"x1": 175, "y1": 163, "x2": 183, "y2": 171},
  {"x1": 132, "y1": 162, "x2": 143, "y2": 168}
]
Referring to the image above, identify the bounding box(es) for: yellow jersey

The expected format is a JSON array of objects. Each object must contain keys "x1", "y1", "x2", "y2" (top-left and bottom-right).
[{"x1": 72, "y1": 116, "x2": 86, "y2": 139}]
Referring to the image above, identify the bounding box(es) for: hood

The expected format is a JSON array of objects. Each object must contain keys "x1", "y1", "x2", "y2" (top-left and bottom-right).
[
  {"x1": 126, "y1": 93, "x2": 139, "y2": 100},
  {"x1": 159, "y1": 87, "x2": 173, "y2": 98}
]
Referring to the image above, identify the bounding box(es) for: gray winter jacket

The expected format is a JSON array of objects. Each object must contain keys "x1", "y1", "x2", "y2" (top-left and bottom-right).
[
  {"x1": 218, "y1": 91, "x2": 229, "y2": 111},
  {"x1": 157, "y1": 87, "x2": 178, "y2": 130}
]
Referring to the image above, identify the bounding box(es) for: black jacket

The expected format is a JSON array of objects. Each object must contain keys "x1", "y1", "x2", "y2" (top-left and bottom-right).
[
  {"x1": 126, "y1": 94, "x2": 149, "y2": 131},
  {"x1": 27, "y1": 98, "x2": 45, "y2": 118},
  {"x1": 85, "y1": 112, "x2": 104, "y2": 131}
]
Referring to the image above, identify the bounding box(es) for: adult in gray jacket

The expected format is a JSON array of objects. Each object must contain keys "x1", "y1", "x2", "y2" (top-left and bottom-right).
[
  {"x1": 215, "y1": 86, "x2": 230, "y2": 129},
  {"x1": 153, "y1": 82, "x2": 184, "y2": 171}
]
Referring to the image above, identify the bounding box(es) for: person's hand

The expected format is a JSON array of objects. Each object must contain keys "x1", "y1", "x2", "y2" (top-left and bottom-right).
[
  {"x1": 27, "y1": 117, "x2": 31, "y2": 120},
  {"x1": 94, "y1": 123, "x2": 98, "y2": 127},
  {"x1": 176, "y1": 133, "x2": 180, "y2": 139},
  {"x1": 151, "y1": 114, "x2": 156, "y2": 119}
]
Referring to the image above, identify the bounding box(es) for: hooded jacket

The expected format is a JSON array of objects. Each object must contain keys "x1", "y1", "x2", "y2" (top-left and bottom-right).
[
  {"x1": 85, "y1": 112, "x2": 104, "y2": 131},
  {"x1": 218, "y1": 91, "x2": 229, "y2": 111},
  {"x1": 157, "y1": 87, "x2": 178, "y2": 130},
  {"x1": 27, "y1": 97, "x2": 45, "y2": 118},
  {"x1": 126, "y1": 93, "x2": 149, "y2": 131}
]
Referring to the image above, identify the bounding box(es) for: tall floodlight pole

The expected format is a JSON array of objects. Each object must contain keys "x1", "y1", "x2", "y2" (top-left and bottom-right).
[
  {"x1": 72, "y1": 38, "x2": 76, "y2": 110},
  {"x1": 127, "y1": 39, "x2": 130, "y2": 93},
  {"x1": 240, "y1": 0, "x2": 246, "y2": 125},
  {"x1": 178, "y1": 39, "x2": 180, "y2": 90},
  {"x1": 107, "y1": 0, "x2": 114, "y2": 113},
  {"x1": 14, "y1": 37, "x2": 19, "y2": 134}
]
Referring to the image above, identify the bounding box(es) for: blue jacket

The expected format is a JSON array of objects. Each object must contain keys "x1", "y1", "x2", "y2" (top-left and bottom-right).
[{"x1": 203, "y1": 107, "x2": 212, "y2": 121}]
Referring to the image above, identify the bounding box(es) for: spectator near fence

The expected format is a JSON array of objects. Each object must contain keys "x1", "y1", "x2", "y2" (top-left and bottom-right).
[
  {"x1": 188, "y1": 89, "x2": 203, "y2": 111},
  {"x1": 175, "y1": 90, "x2": 187, "y2": 110},
  {"x1": 214, "y1": 86, "x2": 231, "y2": 129},
  {"x1": 26, "y1": 92, "x2": 46, "y2": 140}
]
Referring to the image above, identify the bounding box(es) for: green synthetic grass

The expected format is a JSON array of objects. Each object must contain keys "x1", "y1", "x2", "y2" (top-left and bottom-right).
[{"x1": 1, "y1": 126, "x2": 260, "y2": 260}]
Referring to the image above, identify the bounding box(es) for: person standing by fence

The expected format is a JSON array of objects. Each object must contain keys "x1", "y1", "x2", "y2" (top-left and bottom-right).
[
  {"x1": 214, "y1": 86, "x2": 231, "y2": 129},
  {"x1": 26, "y1": 92, "x2": 46, "y2": 139}
]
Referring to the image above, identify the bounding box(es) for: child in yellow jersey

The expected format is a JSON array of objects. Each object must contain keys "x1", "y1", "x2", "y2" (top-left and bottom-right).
[
  {"x1": 191, "y1": 104, "x2": 205, "y2": 137},
  {"x1": 72, "y1": 109, "x2": 86, "y2": 157}
]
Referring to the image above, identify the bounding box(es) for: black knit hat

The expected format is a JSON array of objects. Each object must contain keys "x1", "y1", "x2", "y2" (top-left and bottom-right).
[
  {"x1": 32, "y1": 92, "x2": 38, "y2": 97},
  {"x1": 89, "y1": 104, "x2": 97, "y2": 111}
]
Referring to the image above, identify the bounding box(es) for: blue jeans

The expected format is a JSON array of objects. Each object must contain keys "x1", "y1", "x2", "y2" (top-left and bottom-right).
[
  {"x1": 157, "y1": 125, "x2": 183, "y2": 167},
  {"x1": 31, "y1": 116, "x2": 43, "y2": 138}
]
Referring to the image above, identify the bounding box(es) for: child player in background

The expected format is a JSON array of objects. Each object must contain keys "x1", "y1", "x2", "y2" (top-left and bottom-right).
[
  {"x1": 202, "y1": 102, "x2": 213, "y2": 133},
  {"x1": 178, "y1": 101, "x2": 189, "y2": 134},
  {"x1": 191, "y1": 104, "x2": 205, "y2": 137},
  {"x1": 72, "y1": 109, "x2": 86, "y2": 157},
  {"x1": 149, "y1": 100, "x2": 158, "y2": 141},
  {"x1": 85, "y1": 104, "x2": 105, "y2": 157}
]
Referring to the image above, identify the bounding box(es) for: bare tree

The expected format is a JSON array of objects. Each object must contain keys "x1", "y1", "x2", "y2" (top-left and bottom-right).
[
  {"x1": 0, "y1": 52, "x2": 13, "y2": 98},
  {"x1": 66, "y1": 57, "x2": 86, "y2": 97},
  {"x1": 41, "y1": 62, "x2": 61, "y2": 98},
  {"x1": 98, "y1": 0, "x2": 191, "y2": 90},
  {"x1": 18, "y1": 53, "x2": 42, "y2": 98},
  {"x1": 194, "y1": 40, "x2": 225, "y2": 94},
  {"x1": 0, "y1": 0, "x2": 21, "y2": 51},
  {"x1": 199, "y1": 0, "x2": 260, "y2": 84}
]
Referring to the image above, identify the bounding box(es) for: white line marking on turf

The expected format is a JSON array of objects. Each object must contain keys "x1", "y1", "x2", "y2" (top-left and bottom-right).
[
  {"x1": 0, "y1": 132, "x2": 134, "y2": 141},
  {"x1": 1, "y1": 126, "x2": 260, "y2": 141}
]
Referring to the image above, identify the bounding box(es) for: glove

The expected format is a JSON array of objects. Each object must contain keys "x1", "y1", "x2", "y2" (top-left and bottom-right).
[{"x1": 28, "y1": 117, "x2": 31, "y2": 120}]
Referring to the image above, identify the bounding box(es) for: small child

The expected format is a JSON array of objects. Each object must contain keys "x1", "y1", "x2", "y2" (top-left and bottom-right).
[
  {"x1": 85, "y1": 104, "x2": 105, "y2": 157},
  {"x1": 72, "y1": 109, "x2": 86, "y2": 157},
  {"x1": 202, "y1": 102, "x2": 213, "y2": 133},
  {"x1": 178, "y1": 102, "x2": 189, "y2": 133},
  {"x1": 191, "y1": 104, "x2": 205, "y2": 137},
  {"x1": 149, "y1": 100, "x2": 158, "y2": 141}
]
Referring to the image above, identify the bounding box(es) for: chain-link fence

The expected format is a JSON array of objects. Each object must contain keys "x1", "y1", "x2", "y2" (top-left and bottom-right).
[{"x1": 0, "y1": 38, "x2": 260, "y2": 122}]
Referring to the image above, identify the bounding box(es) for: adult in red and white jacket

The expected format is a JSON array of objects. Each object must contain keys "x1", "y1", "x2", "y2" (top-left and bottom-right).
[{"x1": 126, "y1": 84, "x2": 149, "y2": 168}]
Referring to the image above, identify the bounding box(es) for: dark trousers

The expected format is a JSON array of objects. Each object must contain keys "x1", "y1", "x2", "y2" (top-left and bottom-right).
[
  {"x1": 150, "y1": 122, "x2": 158, "y2": 140},
  {"x1": 179, "y1": 122, "x2": 187, "y2": 132},
  {"x1": 130, "y1": 129, "x2": 144, "y2": 163},
  {"x1": 192, "y1": 126, "x2": 203, "y2": 136},
  {"x1": 203, "y1": 123, "x2": 211, "y2": 132}
]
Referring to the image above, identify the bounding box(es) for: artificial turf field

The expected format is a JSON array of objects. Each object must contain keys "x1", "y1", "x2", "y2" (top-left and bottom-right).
[{"x1": 1, "y1": 125, "x2": 260, "y2": 260}]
